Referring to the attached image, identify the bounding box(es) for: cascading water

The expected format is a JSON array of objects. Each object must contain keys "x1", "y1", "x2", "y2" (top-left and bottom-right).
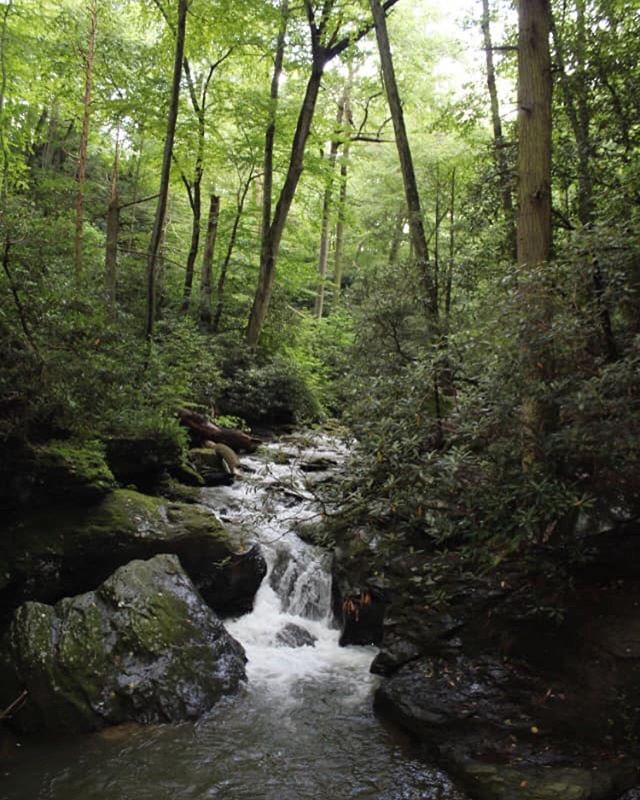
[{"x1": 0, "y1": 434, "x2": 469, "y2": 800}]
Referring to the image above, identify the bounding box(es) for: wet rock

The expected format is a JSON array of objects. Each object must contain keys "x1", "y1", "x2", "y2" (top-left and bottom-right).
[
  {"x1": 374, "y1": 654, "x2": 638, "y2": 800},
  {"x1": 370, "y1": 635, "x2": 421, "y2": 676},
  {"x1": 0, "y1": 554, "x2": 246, "y2": 733},
  {"x1": 105, "y1": 434, "x2": 186, "y2": 491},
  {"x1": 0, "y1": 489, "x2": 266, "y2": 622},
  {"x1": 275, "y1": 622, "x2": 317, "y2": 648},
  {"x1": 196, "y1": 544, "x2": 267, "y2": 616},
  {"x1": 339, "y1": 587, "x2": 387, "y2": 646},
  {"x1": 188, "y1": 448, "x2": 234, "y2": 487}
]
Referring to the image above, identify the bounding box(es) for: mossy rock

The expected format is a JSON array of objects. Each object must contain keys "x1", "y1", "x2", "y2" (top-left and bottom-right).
[
  {"x1": 0, "y1": 489, "x2": 266, "y2": 623},
  {"x1": 0, "y1": 439, "x2": 115, "y2": 515},
  {"x1": 104, "y1": 434, "x2": 187, "y2": 491},
  {"x1": 188, "y1": 448, "x2": 232, "y2": 487},
  {"x1": 456, "y1": 760, "x2": 637, "y2": 800},
  {"x1": 0, "y1": 554, "x2": 247, "y2": 733}
]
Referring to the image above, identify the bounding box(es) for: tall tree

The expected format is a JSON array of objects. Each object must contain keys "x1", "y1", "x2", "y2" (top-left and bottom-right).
[
  {"x1": 246, "y1": 0, "x2": 400, "y2": 347},
  {"x1": 314, "y1": 95, "x2": 345, "y2": 319},
  {"x1": 481, "y1": 0, "x2": 516, "y2": 258},
  {"x1": 74, "y1": 1, "x2": 98, "y2": 280},
  {"x1": 516, "y1": 0, "x2": 553, "y2": 466},
  {"x1": 199, "y1": 193, "x2": 220, "y2": 325},
  {"x1": 145, "y1": 0, "x2": 188, "y2": 339},
  {"x1": 370, "y1": 0, "x2": 437, "y2": 319}
]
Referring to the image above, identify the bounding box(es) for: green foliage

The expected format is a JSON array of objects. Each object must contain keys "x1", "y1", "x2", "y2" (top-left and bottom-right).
[{"x1": 218, "y1": 348, "x2": 322, "y2": 426}]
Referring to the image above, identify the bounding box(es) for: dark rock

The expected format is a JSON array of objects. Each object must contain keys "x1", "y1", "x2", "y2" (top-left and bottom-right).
[
  {"x1": 105, "y1": 435, "x2": 185, "y2": 491},
  {"x1": 275, "y1": 622, "x2": 317, "y2": 648},
  {"x1": 374, "y1": 654, "x2": 639, "y2": 800},
  {"x1": 370, "y1": 635, "x2": 421, "y2": 676},
  {"x1": 0, "y1": 439, "x2": 115, "y2": 515},
  {"x1": 339, "y1": 587, "x2": 387, "y2": 646},
  {"x1": 188, "y1": 448, "x2": 234, "y2": 486},
  {"x1": 0, "y1": 489, "x2": 266, "y2": 624},
  {"x1": 0, "y1": 554, "x2": 246, "y2": 733},
  {"x1": 195, "y1": 543, "x2": 267, "y2": 616}
]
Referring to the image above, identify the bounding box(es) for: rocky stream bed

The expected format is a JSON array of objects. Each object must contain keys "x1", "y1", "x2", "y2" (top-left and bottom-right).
[{"x1": 0, "y1": 432, "x2": 639, "y2": 800}]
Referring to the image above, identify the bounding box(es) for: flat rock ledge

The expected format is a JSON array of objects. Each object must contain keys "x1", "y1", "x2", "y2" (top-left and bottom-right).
[{"x1": 375, "y1": 654, "x2": 638, "y2": 800}]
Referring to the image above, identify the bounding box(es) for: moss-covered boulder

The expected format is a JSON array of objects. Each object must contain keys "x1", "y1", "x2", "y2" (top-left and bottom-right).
[
  {"x1": 0, "y1": 439, "x2": 115, "y2": 514},
  {"x1": 104, "y1": 434, "x2": 188, "y2": 491},
  {"x1": 0, "y1": 489, "x2": 266, "y2": 624},
  {"x1": 0, "y1": 554, "x2": 246, "y2": 733},
  {"x1": 188, "y1": 448, "x2": 233, "y2": 486}
]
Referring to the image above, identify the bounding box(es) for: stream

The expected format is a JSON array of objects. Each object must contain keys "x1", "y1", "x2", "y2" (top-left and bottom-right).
[{"x1": 0, "y1": 434, "x2": 468, "y2": 800}]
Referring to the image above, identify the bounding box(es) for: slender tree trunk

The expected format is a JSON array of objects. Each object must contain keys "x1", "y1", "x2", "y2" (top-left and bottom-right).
[
  {"x1": 445, "y1": 168, "x2": 455, "y2": 322},
  {"x1": 105, "y1": 134, "x2": 120, "y2": 312},
  {"x1": 332, "y1": 80, "x2": 353, "y2": 307},
  {"x1": 182, "y1": 171, "x2": 201, "y2": 310},
  {"x1": 388, "y1": 207, "x2": 405, "y2": 265},
  {"x1": 128, "y1": 126, "x2": 145, "y2": 250},
  {"x1": 370, "y1": 0, "x2": 437, "y2": 318},
  {"x1": 517, "y1": 0, "x2": 553, "y2": 468},
  {"x1": 481, "y1": 0, "x2": 516, "y2": 258},
  {"x1": 0, "y1": 0, "x2": 13, "y2": 197},
  {"x1": 74, "y1": 1, "x2": 98, "y2": 281},
  {"x1": 181, "y1": 54, "x2": 230, "y2": 312},
  {"x1": 262, "y1": 0, "x2": 288, "y2": 244},
  {"x1": 314, "y1": 97, "x2": 345, "y2": 319},
  {"x1": 246, "y1": 57, "x2": 326, "y2": 346},
  {"x1": 145, "y1": 0, "x2": 188, "y2": 339},
  {"x1": 333, "y1": 138, "x2": 350, "y2": 303},
  {"x1": 199, "y1": 193, "x2": 220, "y2": 326},
  {"x1": 214, "y1": 176, "x2": 253, "y2": 332},
  {"x1": 246, "y1": 0, "x2": 401, "y2": 345}
]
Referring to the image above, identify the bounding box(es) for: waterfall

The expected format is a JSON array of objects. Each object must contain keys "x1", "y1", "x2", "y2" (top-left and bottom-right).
[{"x1": 199, "y1": 434, "x2": 375, "y2": 697}]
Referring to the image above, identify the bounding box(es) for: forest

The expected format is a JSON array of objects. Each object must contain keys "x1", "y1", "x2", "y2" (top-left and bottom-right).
[{"x1": 1, "y1": 0, "x2": 640, "y2": 797}]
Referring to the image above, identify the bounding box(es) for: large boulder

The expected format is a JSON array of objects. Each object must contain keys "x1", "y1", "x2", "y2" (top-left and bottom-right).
[
  {"x1": 0, "y1": 489, "x2": 266, "y2": 624},
  {"x1": 375, "y1": 654, "x2": 638, "y2": 800},
  {"x1": 104, "y1": 434, "x2": 191, "y2": 491},
  {"x1": 0, "y1": 439, "x2": 115, "y2": 515},
  {"x1": 0, "y1": 554, "x2": 246, "y2": 733}
]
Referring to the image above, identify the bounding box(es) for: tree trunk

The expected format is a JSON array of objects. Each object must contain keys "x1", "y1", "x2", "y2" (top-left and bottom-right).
[
  {"x1": 214, "y1": 176, "x2": 254, "y2": 332},
  {"x1": 245, "y1": 0, "x2": 401, "y2": 345},
  {"x1": 199, "y1": 193, "x2": 220, "y2": 326},
  {"x1": 481, "y1": 0, "x2": 516, "y2": 258},
  {"x1": 145, "y1": 0, "x2": 188, "y2": 339},
  {"x1": 517, "y1": 0, "x2": 553, "y2": 468},
  {"x1": 0, "y1": 0, "x2": 13, "y2": 198},
  {"x1": 314, "y1": 97, "x2": 345, "y2": 319},
  {"x1": 105, "y1": 135, "x2": 120, "y2": 312},
  {"x1": 246, "y1": 57, "x2": 326, "y2": 346},
  {"x1": 181, "y1": 171, "x2": 201, "y2": 311},
  {"x1": 370, "y1": 0, "x2": 437, "y2": 319},
  {"x1": 74, "y1": 1, "x2": 98, "y2": 282},
  {"x1": 332, "y1": 78, "x2": 353, "y2": 308},
  {"x1": 261, "y1": 0, "x2": 289, "y2": 245}
]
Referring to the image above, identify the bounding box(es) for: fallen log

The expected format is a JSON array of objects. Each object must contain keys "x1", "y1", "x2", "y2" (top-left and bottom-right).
[{"x1": 177, "y1": 408, "x2": 260, "y2": 453}]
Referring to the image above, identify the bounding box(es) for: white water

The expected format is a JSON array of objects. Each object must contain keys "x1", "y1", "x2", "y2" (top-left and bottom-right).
[{"x1": 201, "y1": 434, "x2": 377, "y2": 700}]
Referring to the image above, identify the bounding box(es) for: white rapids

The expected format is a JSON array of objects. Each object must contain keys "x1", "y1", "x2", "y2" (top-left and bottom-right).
[{"x1": 199, "y1": 433, "x2": 376, "y2": 700}]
